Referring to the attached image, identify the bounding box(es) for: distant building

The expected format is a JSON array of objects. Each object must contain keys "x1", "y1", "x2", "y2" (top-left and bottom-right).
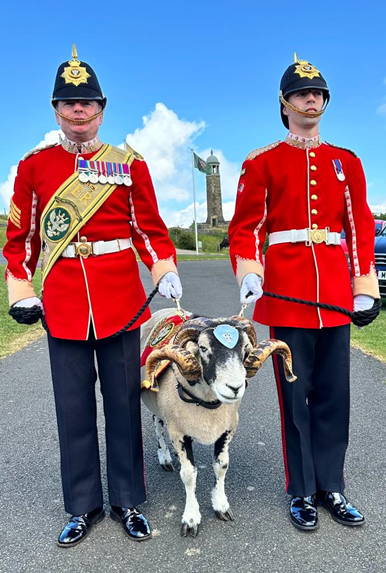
[{"x1": 198, "y1": 150, "x2": 229, "y2": 230}]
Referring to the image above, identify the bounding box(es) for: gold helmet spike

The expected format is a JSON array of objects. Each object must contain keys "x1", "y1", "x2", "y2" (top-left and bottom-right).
[
  {"x1": 72, "y1": 44, "x2": 78, "y2": 60},
  {"x1": 294, "y1": 52, "x2": 299, "y2": 63}
]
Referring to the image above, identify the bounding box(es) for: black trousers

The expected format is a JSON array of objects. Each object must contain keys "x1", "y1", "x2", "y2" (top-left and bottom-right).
[
  {"x1": 47, "y1": 328, "x2": 146, "y2": 516},
  {"x1": 271, "y1": 325, "x2": 350, "y2": 497}
]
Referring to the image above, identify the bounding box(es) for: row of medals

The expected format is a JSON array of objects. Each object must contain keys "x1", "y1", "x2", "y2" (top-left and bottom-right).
[{"x1": 78, "y1": 160, "x2": 132, "y2": 186}]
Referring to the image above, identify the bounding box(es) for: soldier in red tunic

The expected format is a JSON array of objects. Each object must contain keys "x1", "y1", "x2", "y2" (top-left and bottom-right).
[
  {"x1": 229, "y1": 54, "x2": 380, "y2": 531},
  {"x1": 4, "y1": 46, "x2": 182, "y2": 546}
]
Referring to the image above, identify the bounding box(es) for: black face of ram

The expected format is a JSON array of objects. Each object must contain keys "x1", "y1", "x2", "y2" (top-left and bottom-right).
[{"x1": 196, "y1": 329, "x2": 251, "y2": 386}]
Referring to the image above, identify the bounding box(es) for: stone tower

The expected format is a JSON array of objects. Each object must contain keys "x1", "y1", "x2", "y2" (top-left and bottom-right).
[{"x1": 205, "y1": 150, "x2": 225, "y2": 226}]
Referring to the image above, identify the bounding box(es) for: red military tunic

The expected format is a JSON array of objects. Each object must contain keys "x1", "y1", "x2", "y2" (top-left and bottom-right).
[
  {"x1": 229, "y1": 134, "x2": 379, "y2": 328},
  {"x1": 4, "y1": 142, "x2": 177, "y2": 339}
]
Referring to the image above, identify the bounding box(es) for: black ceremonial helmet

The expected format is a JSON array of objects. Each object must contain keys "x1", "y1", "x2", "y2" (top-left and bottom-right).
[
  {"x1": 52, "y1": 45, "x2": 107, "y2": 125},
  {"x1": 279, "y1": 53, "x2": 330, "y2": 128}
]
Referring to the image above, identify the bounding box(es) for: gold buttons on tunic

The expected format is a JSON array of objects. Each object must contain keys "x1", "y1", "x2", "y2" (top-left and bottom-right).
[
  {"x1": 311, "y1": 194, "x2": 318, "y2": 200},
  {"x1": 312, "y1": 224, "x2": 318, "y2": 229},
  {"x1": 310, "y1": 180, "x2": 317, "y2": 186},
  {"x1": 311, "y1": 209, "x2": 318, "y2": 215},
  {"x1": 310, "y1": 152, "x2": 316, "y2": 158},
  {"x1": 310, "y1": 165, "x2": 317, "y2": 171}
]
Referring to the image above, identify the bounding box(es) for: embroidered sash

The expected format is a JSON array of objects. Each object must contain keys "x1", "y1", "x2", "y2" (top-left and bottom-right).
[{"x1": 40, "y1": 144, "x2": 135, "y2": 285}]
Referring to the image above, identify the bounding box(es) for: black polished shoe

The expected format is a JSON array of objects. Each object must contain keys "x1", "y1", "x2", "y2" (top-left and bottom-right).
[
  {"x1": 318, "y1": 491, "x2": 365, "y2": 526},
  {"x1": 110, "y1": 506, "x2": 152, "y2": 541},
  {"x1": 289, "y1": 495, "x2": 318, "y2": 531},
  {"x1": 57, "y1": 506, "x2": 105, "y2": 547}
]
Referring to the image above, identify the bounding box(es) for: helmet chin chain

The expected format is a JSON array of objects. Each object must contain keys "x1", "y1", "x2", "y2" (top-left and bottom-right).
[
  {"x1": 279, "y1": 91, "x2": 329, "y2": 119},
  {"x1": 52, "y1": 105, "x2": 104, "y2": 125}
]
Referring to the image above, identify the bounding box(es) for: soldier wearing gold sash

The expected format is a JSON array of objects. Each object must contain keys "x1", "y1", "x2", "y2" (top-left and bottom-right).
[
  {"x1": 4, "y1": 46, "x2": 182, "y2": 546},
  {"x1": 229, "y1": 54, "x2": 380, "y2": 531}
]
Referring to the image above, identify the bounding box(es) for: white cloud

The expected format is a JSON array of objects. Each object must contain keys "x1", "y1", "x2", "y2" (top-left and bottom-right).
[
  {"x1": 370, "y1": 203, "x2": 386, "y2": 214},
  {"x1": 0, "y1": 165, "x2": 18, "y2": 211},
  {"x1": 123, "y1": 103, "x2": 240, "y2": 227},
  {"x1": 376, "y1": 103, "x2": 386, "y2": 115},
  {"x1": 124, "y1": 103, "x2": 205, "y2": 203},
  {"x1": 35, "y1": 129, "x2": 62, "y2": 149},
  {"x1": 0, "y1": 130, "x2": 62, "y2": 211}
]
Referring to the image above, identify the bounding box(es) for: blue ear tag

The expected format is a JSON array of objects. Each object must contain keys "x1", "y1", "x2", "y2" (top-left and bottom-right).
[{"x1": 213, "y1": 325, "x2": 239, "y2": 349}]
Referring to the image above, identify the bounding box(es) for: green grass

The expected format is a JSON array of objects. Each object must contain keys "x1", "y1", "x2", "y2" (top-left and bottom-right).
[
  {"x1": 0, "y1": 265, "x2": 44, "y2": 359},
  {"x1": 0, "y1": 226, "x2": 7, "y2": 250},
  {"x1": 177, "y1": 253, "x2": 229, "y2": 261},
  {"x1": 350, "y1": 304, "x2": 386, "y2": 362}
]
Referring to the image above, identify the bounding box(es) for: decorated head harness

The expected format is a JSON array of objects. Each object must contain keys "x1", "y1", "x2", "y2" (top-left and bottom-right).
[
  {"x1": 51, "y1": 45, "x2": 107, "y2": 125},
  {"x1": 279, "y1": 53, "x2": 330, "y2": 128}
]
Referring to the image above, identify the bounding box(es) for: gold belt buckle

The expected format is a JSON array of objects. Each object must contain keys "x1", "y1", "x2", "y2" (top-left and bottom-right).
[
  {"x1": 309, "y1": 228, "x2": 327, "y2": 244},
  {"x1": 76, "y1": 236, "x2": 93, "y2": 258}
]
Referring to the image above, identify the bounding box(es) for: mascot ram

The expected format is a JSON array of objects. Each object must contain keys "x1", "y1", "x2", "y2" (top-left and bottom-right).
[{"x1": 141, "y1": 308, "x2": 296, "y2": 537}]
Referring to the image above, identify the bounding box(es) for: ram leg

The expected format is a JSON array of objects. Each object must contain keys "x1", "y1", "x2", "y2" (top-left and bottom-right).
[
  {"x1": 212, "y1": 430, "x2": 235, "y2": 521},
  {"x1": 153, "y1": 415, "x2": 175, "y2": 471},
  {"x1": 169, "y1": 431, "x2": 201, "y2": 537}
]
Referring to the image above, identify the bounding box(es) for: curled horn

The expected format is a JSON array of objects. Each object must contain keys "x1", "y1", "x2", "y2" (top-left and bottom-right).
[
  {"x1": 173, "y1": 317, "x2": 216, "y2": 346},
  {"x1": 244, "y1": 338, "x2": 297, "y2": 382},
  {"x1": 230, "y1": 315, "x2": 258, "y2": 348},
  {"x1": 146, "y1": 344, "x2": 202, "y2": 382}
]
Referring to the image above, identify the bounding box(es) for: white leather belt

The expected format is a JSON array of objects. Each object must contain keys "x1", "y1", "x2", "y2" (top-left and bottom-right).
[
  {"x1": 269, "y1": 228, "x2": 341, "y2": 247},
  {"x1": 61, "y1": 238, "x2": 132, "y2": 259}
]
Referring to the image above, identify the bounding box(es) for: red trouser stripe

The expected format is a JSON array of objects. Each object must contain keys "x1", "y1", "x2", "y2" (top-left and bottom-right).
[{"x1": 270, "y1": 326, "x2": 289, "y2": 492}]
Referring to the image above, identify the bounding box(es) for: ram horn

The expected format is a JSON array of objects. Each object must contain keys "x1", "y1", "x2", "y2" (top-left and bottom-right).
[
  {"x1": 230, "y1": 315, "x2": 258, "y2": 348},
  {"x1": 173, "y1": 317, "x2": 216, "y2": 346},
  {"x1": 146, "y1": 343, "x2": 202, "y2": 382},
  {"x1": 244, "y1": 338, "x2": 296, "y2": 382}
]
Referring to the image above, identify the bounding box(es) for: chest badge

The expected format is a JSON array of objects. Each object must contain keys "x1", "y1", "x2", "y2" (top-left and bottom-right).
[
  {"x1": 332, "y1": 159, "x2": 345, "y2": 181},
  {"x1": 44, "y1": 208, "x2": 72, "y2": 241}
]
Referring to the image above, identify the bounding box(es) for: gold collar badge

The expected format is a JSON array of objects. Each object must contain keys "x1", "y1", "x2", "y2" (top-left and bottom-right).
[
  {"x1": 61, "y1": 44, "x2": 91, "y2": 86},
  {"x1": 293, "y1": 52, "x2": 320, "y2": 80}
]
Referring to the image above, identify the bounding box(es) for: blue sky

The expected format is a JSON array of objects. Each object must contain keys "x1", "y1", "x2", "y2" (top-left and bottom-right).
[{"x1": 1, "y1": 1, "x2": 386, "y2": 226}]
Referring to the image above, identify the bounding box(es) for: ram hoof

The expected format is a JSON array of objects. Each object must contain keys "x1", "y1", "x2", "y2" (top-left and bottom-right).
[
  {"x1": 215, "y1": 508, "x2": 234, "y2": 521},
  {"x1": 161, "y1": 462, "x2": 175, "y2": 472},
  {"x1": 181, "y1": 523, "x2": 199, "y2": 538}
]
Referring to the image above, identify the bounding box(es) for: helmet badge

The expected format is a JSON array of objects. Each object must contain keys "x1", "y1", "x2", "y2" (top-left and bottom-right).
[
  {"x1": 60, "y1": 44, "x2": 91, "y2": 87},
  {"x1": 293, "y1": 53, "x2": 321, "y2": 80}
]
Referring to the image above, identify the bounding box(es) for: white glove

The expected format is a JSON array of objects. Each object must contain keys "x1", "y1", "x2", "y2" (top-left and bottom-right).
[
  {"x1": 240, "y1": 273, "x2": 263, "y2": 304},
  {"x1": 354, "y1": 294, "x2": 374, "y2": 312},
  {"x1": 158, "y1": 272, "x2": 183, "y2": 299},
  {"x1": 14, "y1": 296, "x2": 43, "y2": 309}
]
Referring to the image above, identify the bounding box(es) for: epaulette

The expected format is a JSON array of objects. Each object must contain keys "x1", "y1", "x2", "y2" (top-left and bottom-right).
[
  {"x1": 22, "y1": 143, "x2": 58, "y2": 162},
  {"x1": 125, "y1": 143, "x2": 143, "y2": 161},
  {"x1": 245, "y1": 140, "x2": 281, "y2": 161},
  {"x1": 325, "y1": 142, "x2": 358, "y2": 158}
]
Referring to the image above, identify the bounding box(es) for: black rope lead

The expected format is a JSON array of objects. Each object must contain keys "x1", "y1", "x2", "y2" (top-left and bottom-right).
[
  {"x1": 262, "y1": 291, "x2": 382, "y2": 327},
  {"x1": 108, "y1": 285, "x2": 159, "y2": 338},
  {"x1": 40, "y1": 285, "x2": 159, "y2": 337}
]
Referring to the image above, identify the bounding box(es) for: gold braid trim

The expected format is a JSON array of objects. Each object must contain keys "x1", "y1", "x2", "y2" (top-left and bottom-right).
[
  {"x1": 52, "y1": 104, "x2": 104, "y2": 125},
  {"x1": 279, "y1": 91, "x2": 329, "y2": 119}
]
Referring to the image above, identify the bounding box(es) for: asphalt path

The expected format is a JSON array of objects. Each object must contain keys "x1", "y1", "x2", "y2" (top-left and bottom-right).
[{"x1": 1, "y1": 260, "x2": 385, "y2": 573}]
